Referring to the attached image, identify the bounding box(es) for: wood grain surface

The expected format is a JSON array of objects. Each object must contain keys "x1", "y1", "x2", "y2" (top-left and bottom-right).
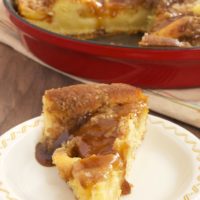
[
  {"x1": 0, "y1": 43, "x2": 199, "y2": 138},
  {"x1": 0, "y1": 43, "x2": 79, "y2": 133}
]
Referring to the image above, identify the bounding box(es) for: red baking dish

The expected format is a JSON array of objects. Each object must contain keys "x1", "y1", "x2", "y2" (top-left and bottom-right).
[{"x1": 3, "y1": 0, "x2": 200, "y2": 88}]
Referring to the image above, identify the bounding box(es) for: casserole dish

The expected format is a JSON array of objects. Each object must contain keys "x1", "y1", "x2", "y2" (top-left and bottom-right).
[{"x1": 3, "y1": 0, "x2": 200, "y2": 88}]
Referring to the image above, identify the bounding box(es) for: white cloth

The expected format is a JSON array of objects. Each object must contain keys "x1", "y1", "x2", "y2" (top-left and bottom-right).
[{"x1": 0, "y1": 0, "x2": 200, "y2": 128}]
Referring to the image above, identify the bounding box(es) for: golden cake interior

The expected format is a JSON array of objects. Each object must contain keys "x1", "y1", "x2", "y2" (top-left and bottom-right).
[
  {"x1": 36, "y1": 83, "x2": 148, "y2": 200},
  {"x1": 16, "y1": 0, "x2": 200, "y2": 47}
]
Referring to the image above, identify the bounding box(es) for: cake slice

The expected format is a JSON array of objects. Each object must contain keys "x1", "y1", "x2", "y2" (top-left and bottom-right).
[{"x1": 36, "y1": 83, "x2": 148, "y2": 200}]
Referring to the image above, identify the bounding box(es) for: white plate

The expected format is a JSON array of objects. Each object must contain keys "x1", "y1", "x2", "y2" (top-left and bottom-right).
[{"x1": 0, "y1": 115, "x2": 199, "y2": 200}]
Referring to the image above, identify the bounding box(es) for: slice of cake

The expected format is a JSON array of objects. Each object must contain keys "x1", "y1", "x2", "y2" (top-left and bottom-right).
[{"x1": 36, "y1": 83, "x2": 148, "y2": 200}]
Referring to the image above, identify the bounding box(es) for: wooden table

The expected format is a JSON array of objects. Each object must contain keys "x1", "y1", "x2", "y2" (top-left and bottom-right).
[{"x1": 0, "y1": 43, "x2": 199, "y2": 138}]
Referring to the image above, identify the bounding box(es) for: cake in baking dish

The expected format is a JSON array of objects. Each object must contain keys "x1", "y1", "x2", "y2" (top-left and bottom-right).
[
  {"x1": 16, "y1": 0, "x2": 200, "y2": 47},
  {"x1": 35, "y1": 83, "x2": 148, "y2": 200}
]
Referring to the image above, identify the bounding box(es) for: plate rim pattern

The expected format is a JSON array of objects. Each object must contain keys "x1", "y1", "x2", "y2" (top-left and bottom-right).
[{"x1": 0, "y1": 115, "x2": 199, "y2": 200}]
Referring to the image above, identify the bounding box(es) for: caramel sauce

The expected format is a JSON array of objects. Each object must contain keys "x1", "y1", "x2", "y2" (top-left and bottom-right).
[
  {"x1": 35, "y1": 142, "x2": 54, "y2": 167},
  {"x1": 69, "y1": 102, "x2": 143, "y2": 158},
  {"x1": 121, "y1": 179, "x2": 132, "y2": 195},
  {"x1": 72, "y1": 154, "x2": 123, "y2": 187},
  {"x1": 71, "y1": 117, "x2": 118, "y2": 157},
  {"x1": 83, "y1": 1, "x2": 131, "y2": 30},
  {"x1": 35, "y1": 112, "x2": 93, "y2": 166},
  {"x1": 35, "y1": 131, "x2": 70, "y2": 166}
]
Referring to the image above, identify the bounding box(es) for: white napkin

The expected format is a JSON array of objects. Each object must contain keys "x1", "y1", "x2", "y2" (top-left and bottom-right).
[{"x1": 0, "y1": 0, "x2": 200, "y2": 128}]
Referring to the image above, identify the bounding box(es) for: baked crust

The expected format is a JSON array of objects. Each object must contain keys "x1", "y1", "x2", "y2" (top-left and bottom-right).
[{"x1": 44, "y1": 83, "x2": 144, "y2": 114}]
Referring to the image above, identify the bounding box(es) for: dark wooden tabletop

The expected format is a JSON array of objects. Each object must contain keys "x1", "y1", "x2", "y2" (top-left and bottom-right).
[{"x1": 0, "y1": 43, "x2": 199, "y2": 137}]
